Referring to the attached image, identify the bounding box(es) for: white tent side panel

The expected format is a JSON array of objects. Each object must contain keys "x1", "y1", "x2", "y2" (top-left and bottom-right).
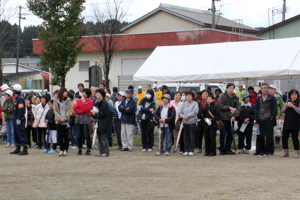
[{"x1": 133, "y1": 37, "x2": 300, "y2": 82}]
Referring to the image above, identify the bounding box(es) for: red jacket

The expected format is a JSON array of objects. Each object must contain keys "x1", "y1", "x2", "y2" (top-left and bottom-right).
[
  {"x1": 250, "y1": 93, "x2": 258, "y2": 105},
  {"x1": 74, "y1": 98, "x2": 93, "y2": 115}
]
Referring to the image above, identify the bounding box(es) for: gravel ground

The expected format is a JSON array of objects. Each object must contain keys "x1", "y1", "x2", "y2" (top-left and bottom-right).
[{"x1": 0, "y1": 144, "x2": 299, "y2": 200}]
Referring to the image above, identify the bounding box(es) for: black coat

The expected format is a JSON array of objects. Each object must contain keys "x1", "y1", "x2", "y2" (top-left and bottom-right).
[
  {"x1": 94, "y1": 99, "x2": 111, "y2": 133},
  {"x1": 202, "y1": 102, "x2": 221, "y2": 129},
  {"x1": 45, "y1": 109, "x2": 57, "y2": 130},
  {"x1": 197, "y1": 100, "x2": 206, "y2": 127},
  {"x1": 137, "y1": 99, "x2": 156, "y2": 121},
  {"x1": 154, "y1": 104, "x2": 176, "y2": 132},
  {"x1": 238, "y1": 103, "x2": 255, "y2": 128}
]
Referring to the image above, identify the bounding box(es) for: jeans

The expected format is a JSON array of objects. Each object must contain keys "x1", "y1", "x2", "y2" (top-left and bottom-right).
[
  {"x1": 77, "y1": 124, "x2": 91, "y2": 150},
  {"x1": 160, "y1": 127, "x2": 172, "y2": 153},
  {"x1": 183, "y1": 123, "x2": 196, "y2": 153},
  {"x1": 140, "y1": 120, "x2": 154, "y2": 149},
  {"x1": 71, "y1": 124, "x2": 78, "y2": 147},
  {"x1": 282, "y1": 129, "x2": 299, "y2": 150},
  {"x1": 219, "y1": 120, "x2": 233, "y2": 152},
  {"x1": 6, "y1": 120, "x2": 15, "y2": 145}
]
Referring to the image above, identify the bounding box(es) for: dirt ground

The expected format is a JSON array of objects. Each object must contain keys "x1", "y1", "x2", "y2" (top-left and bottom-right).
[{"x1": 0, "y1": 141, "x2": 299, "y2": 200}]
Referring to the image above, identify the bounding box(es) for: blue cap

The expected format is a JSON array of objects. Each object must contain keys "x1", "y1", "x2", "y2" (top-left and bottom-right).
[
  {"x1": 126, "y1": 89, "x2": 134, "y2": 94},
  {"x1": 242, "y1": 92, "x2": 252, "y2": 101},
  {"x1": 30, "y1": 90, "x2": 34, "y2": 94}
]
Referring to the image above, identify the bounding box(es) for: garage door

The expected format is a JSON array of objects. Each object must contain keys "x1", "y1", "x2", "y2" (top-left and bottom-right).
[{"x1": 121, "y1": 59, "x2": 147, "y2": 75}]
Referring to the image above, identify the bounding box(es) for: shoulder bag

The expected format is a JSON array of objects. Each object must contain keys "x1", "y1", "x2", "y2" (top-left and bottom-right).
[{"x1": 208, "y1": 110, "x2": 224, "y2": 130}]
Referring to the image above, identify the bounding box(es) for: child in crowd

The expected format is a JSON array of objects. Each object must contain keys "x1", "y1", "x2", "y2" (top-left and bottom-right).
[{"x1": 44, "y1": 100, "x2": 57, "y2": 153}]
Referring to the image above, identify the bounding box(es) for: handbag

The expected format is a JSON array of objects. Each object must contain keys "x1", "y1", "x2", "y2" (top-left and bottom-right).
[
  {"x1": 208, "y1": 110, "x2": 224, "y2": 130},
  {"x1": 32, "y1": 107, "x2": 47, "y2": 128},
  {"x1": 84, "y1": 114, "x2": 94, "y2": 135}
]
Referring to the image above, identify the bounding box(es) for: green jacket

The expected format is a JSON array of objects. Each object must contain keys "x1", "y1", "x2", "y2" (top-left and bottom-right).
[
  {"x1": 276, "y1": 94, "x2": 284, "y2": 118},
  {"x1": 235, "y1": 90, "x2": 246, "y2": 103},
  {"x1": 218, "y1": 92, "x2": 241, "y2": 121},
  {"x1": 2, "y1": 99, "x2": 15, "y2": 121}
]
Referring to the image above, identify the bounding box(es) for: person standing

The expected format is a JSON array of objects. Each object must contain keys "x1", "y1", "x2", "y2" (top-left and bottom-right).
[
  {"x1": 161, "y1": 85, "x2": 174, "y2": 100},
  {"x1": 99, "y1": 83, "x2": 106, "y2": 90},
  {"x1": 218, "y1": 83, "x2": 241, "y2": 155},
  {"x1": 36, "y1": 95, "x2": 50, "y2": 149},
  {"x1": 248, "y1": 86, "x2": 258, "y2": 105},
  {"x1": 214, "y1": 89, "x2": 222, "y2": 104},
  {"x1": 136, "y1": 86, "x2": 145, "y2": 107},
  {"x1": 237, "y1": 93, "x2": 255, "y2": 154},
  {"x1": 118, "y1": 89, "x2": 137, "y2": 152},
  {"x1": 90, "y1": 87, "x2": 98, "y2": 105},
  {"x1": 114, "y1": 91, "x2": 125, "y2": 150},
  {"x1": 44, "y1": 89, "x2": 51, "y2": 101},
  {"x1": 75, "y1": 83, "x2": 84, "y2": 97},
  {"x1": 2, "y1": 90, "x2": 15, "y2": 148},
  {"x1": 197, "y1": 90, "x2": 209, "y2": 153},
  {"x1": 45, "y1": 100, "x2": 58, "y2": 153},
  {"x1": 154, "y1": 94, "x2": 176, "y2": 156},
  {"x1": 25, "y1": 96, "x2": 35, "y2": 148},
  {"x1": 10, "y1": 84, "x2": 28, "y2": 155},
  {"x1": 179, "y1": 92, "x2": 199, "y2": 156},
  {"x1": 170, "y1": 91, "x2": 181, "y2": 152},
  {"x1": 111, "y1": 87, "x2": 119, "y2": 105},
  {"x1": 254, "y1": 83, "x2": 277, "y2": 157},
  {"x1": 153, "y1": 84, "x2": 162, "y2": 106},
  {"x1": 1, "y1": 84, "x2": 10, "y2": 138},
  {"x1": 280, "y1": 89, "x2": 300, "y2": 158},
  {"x1": 236, "y1": 85, "x2": 246, "y2": 103}
]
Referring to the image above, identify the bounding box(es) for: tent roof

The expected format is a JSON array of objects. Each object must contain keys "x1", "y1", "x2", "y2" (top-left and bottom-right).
[{"x1": 133, "y1": 37, "x2": 300, "y2": 83}]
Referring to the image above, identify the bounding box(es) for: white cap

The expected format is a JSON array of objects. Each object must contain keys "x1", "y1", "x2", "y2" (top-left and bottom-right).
[
  {"x1": 152, "y1": 84, "x2": 157, "y2": 88},
  {"x1": 106, "y1": 93, "x2": 111, "y2": 98},
  {"x1": 269, "y1": 84, "x2": 277, "y2": 90},
  {"x1": 44, "y1": 89, "x2": 48, "y2": 92},
  {"x1": 5, "y1": 90, "x2": 13, "y2": 97},
  {"x1": 12, "y1": 84, "x2": 22, "y2": 92},
  {"x1": 138, "y1": 86, "x2": 142, "y2": 89},
  {"x1": 118, "y1": 91, "x2": 125, "y2": 97},
  {"x1": 2, "y1": 84, "x2": 9, "y2": 91}
]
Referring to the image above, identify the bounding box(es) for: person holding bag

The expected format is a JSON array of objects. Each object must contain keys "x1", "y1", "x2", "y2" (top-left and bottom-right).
[
  {"x1": 74, "y1": 88, "x2": 93, "y2": 156},
  {"x1": 138, "y1": 89, "x2": 156, "y2": 152},
  {"x1": 53, "y1": 87, "x2": 72, "y2": 157},
  {"x1": 35, "y1": 95, "x2": 49, "y2": 149}
]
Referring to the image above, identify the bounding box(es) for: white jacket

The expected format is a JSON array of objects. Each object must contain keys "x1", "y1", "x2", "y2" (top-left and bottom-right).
[{"x1": 35, "y1": 103, "x2": 49, "y2": 128}]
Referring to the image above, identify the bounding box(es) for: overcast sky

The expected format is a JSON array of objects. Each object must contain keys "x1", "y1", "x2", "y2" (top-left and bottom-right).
[{"x1": 4, "y1": 0, "x2": 300, "y2": 29}]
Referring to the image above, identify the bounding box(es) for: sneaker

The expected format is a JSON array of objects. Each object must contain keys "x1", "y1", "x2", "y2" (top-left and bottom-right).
[
  {"x1": 183, "y1": 152, "x2": 188, "y2": 156},
  {"x1": 83, "y1": 144, "x2": 87, "y2": 149},
  {"x1": 258, "y1": 153, "x2": 267, "y2": 157},
  {"x1": 128, "y1": 148, "x2": 133, "y2": 152},
  {"x1": 48, "y1": 149, "x2": 56, "y2": 154},
  {"x1": 10, "y1": 144, "x2": 16, "y2": 148},
  {"x1": 71, "y1": 146, "x2": 78, "y2": 150},
  {"x1": 109, "y1": 147, "x2": 112, "y2": 151},
  {"x1": 148, "y1": 148, "x2": 153, "y2": 152},
  {"x1": 85, "y1": 150, "x2": 91, "y2": 155},
  {"x1": 116, "y1": 146, "x2": 122, "y2": 150},
  {"x1": 188, "y1": 152, "x2": 194, "y2": 156},
  {"x1": 244, "y1": 150, "x2": 249, "y2": 154},
  {"x1": 77, "y1": 149, "x2": 82, "y2": 155},
  {"x1": 238, "y1": 149, "x2": 244, "y2": 154},
  {"x1": 100, "y1": 153, "x2": 109, "y2": 157},
  {"x1": 59, "y1": 151, "x2": 63, "y2": 156},
  {"x1": 57, "y1": 145, "x2": 60, "y2": 149},
  {"x1": 165, "y1": 152, "x2": 170, "y2": 156},
  {"x1": 5, "y1": 144, "x2": 10, "y2": 148},
  {"x1": 63, "y1": 150, "x2": 67, "y2": 156},
  {"x1": 120, "y1": 148, "x2": 129, "y2": 151},
  {"x1": 42, "y1": 149, "x2": 48, "y2": 153},
  {"x1": 269, "y1": 154, "x2": 274, "y2": 158},
  {"x1": 156, "y1": 151, "x2": 161, "y2": 156},
  {"x1": 142, "y1": 148, "x2": 147, "y2": 152}
]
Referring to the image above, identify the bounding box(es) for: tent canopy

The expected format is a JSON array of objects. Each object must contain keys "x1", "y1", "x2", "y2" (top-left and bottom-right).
[{"x1": 133, "y1": 37, "x2": 300, "y2": 83}]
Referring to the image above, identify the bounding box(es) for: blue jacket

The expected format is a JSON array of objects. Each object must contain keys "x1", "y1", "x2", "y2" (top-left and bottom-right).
[
  {"x1": 118, "y1": 97, "x2": 137, "y2": 124},
  {"x1": 255, "y1": 94, "x2": 277, "y2": 125},
  {"x1": 137, "y1": 99, "x2": 156, "y2": 121},
  {"x1": 12, "y1": 94, "x2": 25, "y2": 121}
]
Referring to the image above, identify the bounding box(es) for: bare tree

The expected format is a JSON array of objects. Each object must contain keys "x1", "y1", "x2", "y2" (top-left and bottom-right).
[{"x1": 90, "y1": 0, "x2": 131, "y2": 89}]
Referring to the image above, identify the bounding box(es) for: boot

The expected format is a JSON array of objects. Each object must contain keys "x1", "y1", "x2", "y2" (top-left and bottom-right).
[
  {"x1": 294, "y1": 150, "x2": 299, "y2": 158},
  {"x1": 18, "y1": 145, "x2": 28, "y2": 155},
  {"x1": 10, "y1": 145, "x2": 21, "y2": 154},
  {"x1": 280, "y1": 149, "x2": 289, "y2": 158}
]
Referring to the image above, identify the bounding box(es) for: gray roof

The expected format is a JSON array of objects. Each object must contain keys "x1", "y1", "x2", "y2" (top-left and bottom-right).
[
  {"x1": 2, "y1": 58, "x2": 41, "y2": 65},
  {"x1": 121, "y1": 3, "x2": 257, "y2": 32}
]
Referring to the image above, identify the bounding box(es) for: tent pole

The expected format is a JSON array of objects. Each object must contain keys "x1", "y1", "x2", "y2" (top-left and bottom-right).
[{"x1": 288, "y1": 74, "x2": 291, "y2": 91}]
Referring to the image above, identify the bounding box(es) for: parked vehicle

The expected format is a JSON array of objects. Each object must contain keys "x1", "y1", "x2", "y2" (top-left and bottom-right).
[{"x1": 21, "y1": 89, "x2": 44, "y2": 97}]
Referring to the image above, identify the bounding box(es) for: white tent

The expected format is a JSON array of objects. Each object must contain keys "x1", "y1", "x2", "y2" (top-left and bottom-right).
[{"x1": 133, "y1": 37, "x2": 300, "y2": 86}]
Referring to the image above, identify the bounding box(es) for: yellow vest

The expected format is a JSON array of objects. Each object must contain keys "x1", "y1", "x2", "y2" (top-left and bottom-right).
[
  {"x1": 136, "y1": 92, "x2": 145, "y2": 107},
  {"x1": 156, "y1": 90, "x2": 162, "y2": 106}
]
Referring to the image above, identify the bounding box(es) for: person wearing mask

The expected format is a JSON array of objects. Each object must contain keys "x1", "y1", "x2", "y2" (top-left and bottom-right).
[
  {"x1": 1, "y1": 84, "x2": 10, "y2": 138},
  {"x1": 36, "y1": 95, "x2": 50, "y2": 150},
  {"x1": 269, "y1": 85, "x2": 284, "y2": 148},
  {"x1": 74, "y1": 88, "x2": 93, "y2": 156},
  {"x1": 2, "y1": 90, "x2": 15, "y2": 148},
  {"x1": 75, "y1": 83, "x2": 84, "y2": 97},
  {"x1": 218, "y1": 83, "x2": 241, "y2": 155},
  {"x1": 178, "y1": 91, "x2": 199, "y2": 156},
  {"x1": 280, "y1": 89, "x2": 300, "y2": 158},
  {"x1": 114, "y1": 91, "x2": 125, "y2": 150},
  {"x1": 248, "y1": 86, "x2": 258, "y2": 105},
  {"x1": 93, "y1": 89, "x2": 111, "y2": 157},
  {"x1": 236, "y1": 85, "x2": 246, "y2": 103},
  {"x1": 202, "y1": 94, "x2": 221, "y2": 157},
  {"x1": 118, "y1": 89, "x2": 137, "y2": 152},
  {"x1": 254, "y1": 83, "x2": 277, "y2": 157},
  {"x1": 171, "y1": 91, "x2": 181, "y2": 152},
  {"x1": 25, "y1": 96, "x2": 35, "y2": 149},
  {"x1": 155, "y1": 94, "x2": 176, "y2": 156},
  {"x1": 138, "y1": 90, "x2": 156, "y2": 152},
  {"x1": 237, "y1": 93, "x2": 255, "y2": 154},
  {"x1": 197, "y1": 90, "x2": 209, "y2": 153},
  {"x1": 136, "y1": 86, "x2": 145, "y2": 107},
  {"x1": 161, "y1": 85, "x2": 174, "y2": 100},
  {"x1": 214, "y1": 89, "x2": 222, "y2": 104},
  {"x1": 111, "y1": 87, "x2": 119, "y2": 105},
  {"x1": 44, "y1": 100, "x2": 57, "y2": 153},
  {"x1": 153, "y1": 84, "x2": 162, "y2": 106}
]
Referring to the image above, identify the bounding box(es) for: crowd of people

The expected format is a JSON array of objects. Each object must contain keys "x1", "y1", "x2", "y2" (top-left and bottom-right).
[{"x1": 1, "y1": 81, "x2": 300, "y2": 159}]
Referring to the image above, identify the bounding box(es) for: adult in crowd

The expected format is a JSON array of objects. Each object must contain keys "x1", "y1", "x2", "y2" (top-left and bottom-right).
[
  {"x1": 53, "y1": 87, "x2": 72, "y2": 156},
  {"x1": 197, "y1": 90, "x2": 209, "y2": 153},
  {"x1": 53, "y1": 90, "x2": 59, "y2": 100},
  {"x1": 254, "y1": 83, "x2": 277, "y2": 157},
  {"x1": 93, "y1": 89, "x2": 111, "y2": 157},
  {"x1": 74, "y1": 88, "x2": 93, "y2": 156},
  {"x1": 214, "y1": 89, "x2": 222, "y2": 104},
  {"x1": 1, "y1": 84, "x2": 10, "y2": 137},
  {"x1": 68, "y1": 92, "x2": 78, "y2": 150},
  {"x1": 218, "y1": 83, "x2": 241, "y2": 155},
  {"x1": 161, "y1": 85, "x2": 174, "y2": 100},
  {"x1": 44, "y1": 100, "x2": 57, "y2": 153},
  {"x1": 155, "y1": 94, "x2": 176, "y2": 156},
  {"x1": 99, "y1": 83, "x2": 106, "y2": 90},
  {"x1": 136, "y1": 86, "x2": 145, "y2": 107},
  {"x1": 25, "y1": 96, "x2": 35, "y2": 148},
  {"x1": 36, "y1": 95, "x2": 50, "y2": 149},
  {"x1": 44, "y1": 89, "x2": 51, "y2": 101},
  {"x1": 192, "y1": 90, "x2": 200, "y2": 103},
  {"x1": 75, "y1": 83, "x2": 84, "y2": 97},
  {"x1": 105, "y1": 93, "x2": 115, "y2": 151},
  {"x1": 128, "y1": 85, "x2": 139, "y2": 103},
  {"x1": 202, "y1": 94, "x2": 220, "y2": 157},
  {"x1": 114, "y1": 91, "x2": 125, "y2": 150},
  {"x1": 111, "y1": 87, "x2": 119, "y2": 105},
  {"x1": 138, "y1": 89, "x2": 156, "y2": 152},
  {"x1": 248, "y1": 86, "x2": 258, "y2": 105},
  {"x1": 90, "y1": 87, "x2": 98, "y2": 105},
  {"x1": 282, "y1": 92, "x2": 288, "y2": 102},
  {"x1": 269, "y1": 85, "x2": 284, "y2": 148},
  {"x1": 118, "y1": 89, "x2": 137, "y2": 152},
  {"x1": 2, "y1": 89, "x2": 15, "y2": 148},
  {"x1": 236, "y1": 85, "x2": 246, "y2": 103},
  {"x1": 237, "y1": 93, "x2": 255, "y2": 154},
  {"x1": 153, "y1": 84, "x2": 162, "y2": 106},
  {"x1": 170, "y1": 91, "x2": 181, "y2": 152},
  {"x1": 10, "y1": 84, "x2": 28, "y2": 155},
  {"x1": 281, "y1": 89, "x2": 300, "y2": 158},
  {"x1": 178, "y1": 91, "x2": 187, "y2": 153},
  {"x1": 179, "y1": 91, "x2": 199, "y2": 156}
]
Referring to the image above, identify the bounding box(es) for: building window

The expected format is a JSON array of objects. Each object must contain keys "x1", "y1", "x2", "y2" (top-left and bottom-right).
[{"x1": 79, "y1": 61, "x2": 90, "y2": 71}]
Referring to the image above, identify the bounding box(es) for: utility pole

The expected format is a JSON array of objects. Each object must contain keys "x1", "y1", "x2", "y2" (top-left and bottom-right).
[
  {"x1": 16, "y1": 6, "x2": 21, "y2": 74},
  {"x1": 211, "y1": 0, "x2": 216, "y2": 29},
  {"x1": 282, "y1": 0, "x2": 286, "y2": 21}
]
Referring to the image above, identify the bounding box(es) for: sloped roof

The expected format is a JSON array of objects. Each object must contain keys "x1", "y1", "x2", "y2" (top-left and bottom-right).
[
  {"x1": 121, "y1": 3, "x2": 257, "y2": 32},
  {"x1": 260, "y1": 14, "x2": 300, "y2": 33}
]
